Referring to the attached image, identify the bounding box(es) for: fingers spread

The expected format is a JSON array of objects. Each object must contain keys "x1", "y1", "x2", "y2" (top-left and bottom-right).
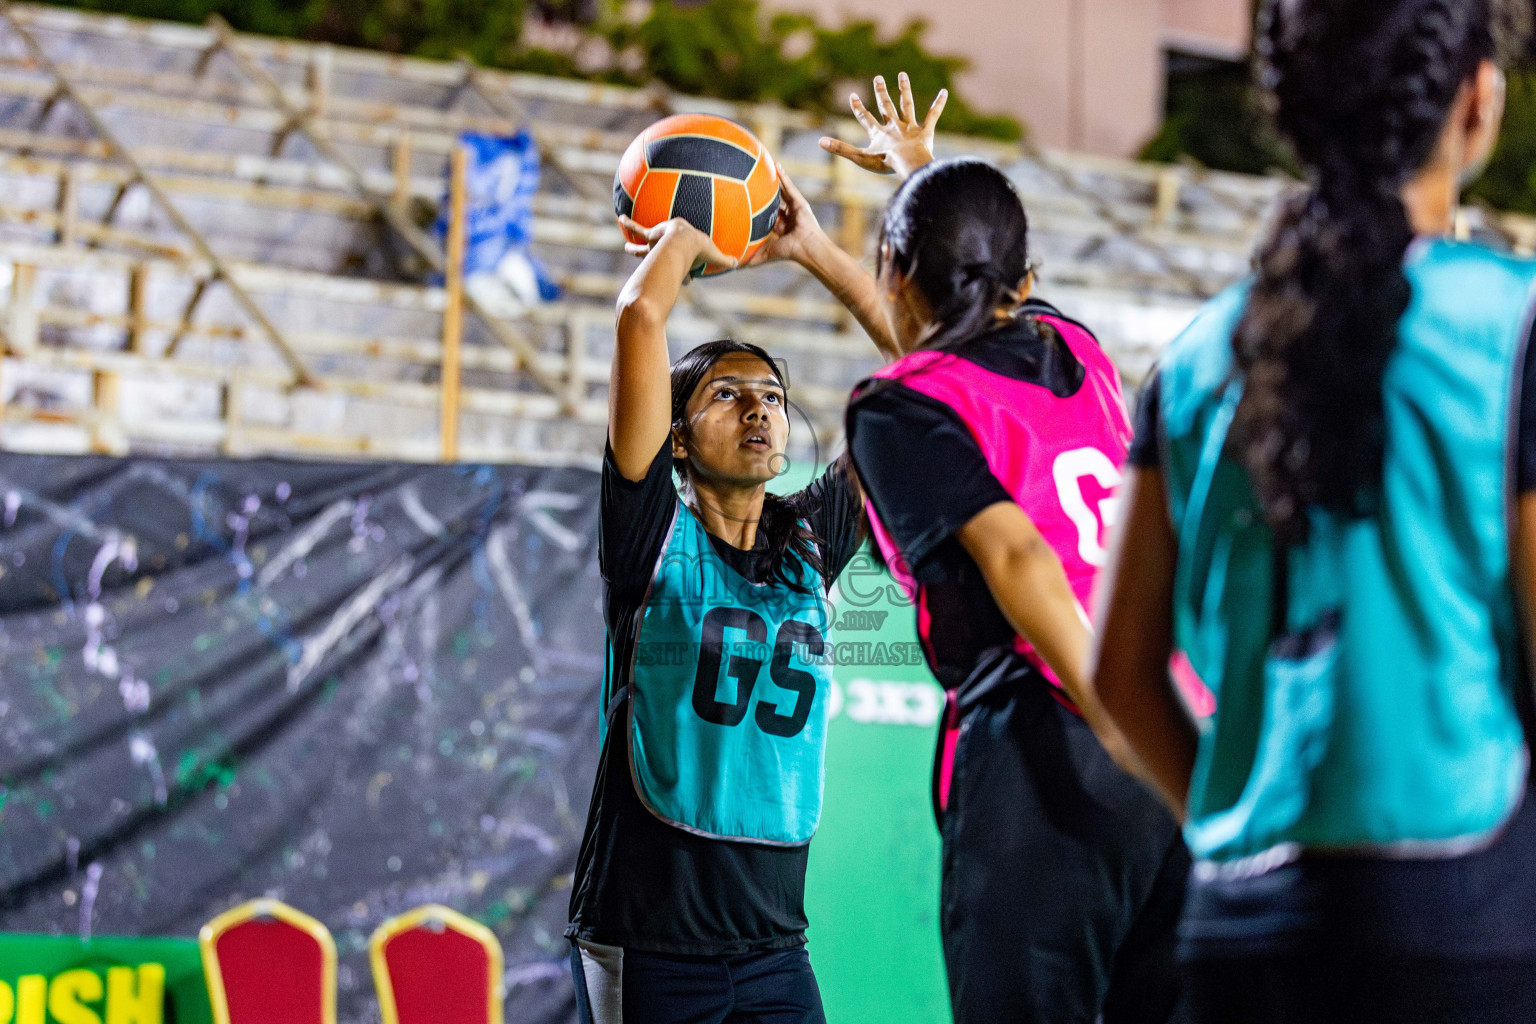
[
  {"x1": 924, "y1": 89, "x2": 950, "y2": 131},
  {"x1": 821, "y1": 137, "x2": 870, "y2": 162},
  {"x1": 849, "y1": 95, "x2": 879, "y2": 132},
  {"x1": 897, "y1": 72, "x2": 917, "y2": 124},
  {"x1": 823, "y1": 138, "x2": 890, "y2": 172},
  {"x1": 873, "y1": 76, "x2": 899, "y2": 122}
]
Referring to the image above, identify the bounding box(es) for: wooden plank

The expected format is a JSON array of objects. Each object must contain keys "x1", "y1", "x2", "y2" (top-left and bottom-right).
[
  {"x1": 0, "y1": 402, "x2": 601, "y2": 467},
  {"x1": 126, "y1": 263, "x2": 148, "y2": 353},
  {"x1": 1153, "y1": 166, "x2": 1180, "y2": 227},
  {"x1": 90, "y1": 367, "x2": 124, "y2": 453},
  {"x1": 28, "y1": 299, "x2": 870, "y2": 406},
  {"x1": 308, "y1": 44, "x2": 331, "y2": 118},
  {"x1": 7, "y1": 343, "x2": 609, "y2": 421},
  {"x1": 391, "y1": 132, "x2": 412, "y2": 209},
  {"x1": 56, "y1": 160, "x2": 78, "y2": 246},
  {"x1": 221, "y1": 367, "x2": 243, "y2": 454},
  {"x1": 0, "y1": 201, "x2": 190, "y2": 257},
  {"x1": 4, "y1": 262, "x2": 37, "y2": 354}
]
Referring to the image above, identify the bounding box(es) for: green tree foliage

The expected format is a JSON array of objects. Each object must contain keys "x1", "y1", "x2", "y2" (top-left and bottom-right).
[
  {"x1": 1464, "y1": 64, "x2": 1536, "y2": 215},
  {"x1": 1138, "y1": 56, "x2": 1290, "y2": 176},
  {"x1": 50, "y1": 0, "x2": 328, "y2": 40},
  {"x1": 45, "y1": 0, "x2": 1022, "y2": 140},
  {"x1": 609, "y1": 0, "x2": 1019, "y2": 139},
  {"x1": 1142, "y1": 51, "x2": 1536, "y2": 216}
]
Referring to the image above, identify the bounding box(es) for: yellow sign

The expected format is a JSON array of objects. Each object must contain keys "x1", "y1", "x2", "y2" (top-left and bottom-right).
[{"x1": 0, "y1": 965, "x2": 165, "y2": 1024}]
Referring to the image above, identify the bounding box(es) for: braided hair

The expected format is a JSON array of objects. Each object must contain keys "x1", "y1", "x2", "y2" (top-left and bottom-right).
[{"x1": 1232, "y1": 0, "x2": 1530, "y2": 543}]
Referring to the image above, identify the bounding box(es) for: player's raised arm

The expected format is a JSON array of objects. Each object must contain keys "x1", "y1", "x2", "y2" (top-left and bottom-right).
[
  {"x1": 741, "y1": 164, "x2": 898, "y2": 363},
  {"x1": 819, "y1": 72, "x2": 946, "y2": 180},
  {"x1": 608, "y1": 217, "x2": 736, "y2": 481}
]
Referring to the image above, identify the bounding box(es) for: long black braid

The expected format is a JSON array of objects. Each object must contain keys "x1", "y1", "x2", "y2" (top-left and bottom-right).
[{"x1": 1232, "y1": 0, "x2": 1530, "y2": 543}]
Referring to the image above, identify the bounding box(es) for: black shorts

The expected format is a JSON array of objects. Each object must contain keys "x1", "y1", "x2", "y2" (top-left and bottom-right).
[
  {"x1": 1184, "y1": 954, "x2": 1536, "y2": 1024},
  {"x1": 570, "y1": 940, "x2": 826, "y2": 1024},
  {"x1": 939, "y1": 682, "x2": 1191, "y2": 1024},
  {"x1": 1179, "y1": 776, "x2": 1536, "y2": 1023}
]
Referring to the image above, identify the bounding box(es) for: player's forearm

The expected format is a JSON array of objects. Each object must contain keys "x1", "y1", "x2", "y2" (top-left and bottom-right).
[
  {"x1": 986, "y1": 540, "x2": 1092, "y2": 705},
  {"x1": 1089, "y1": 467, "x2": 1198, "y2": 814},
  {"x1": 798, "y1": 232, "x2": 899, "y2": 362},
  {"x1": 616, "y1": 226, "x2": 704, "y2": 326},
  {"x1": 962, "y1": 509, "x2": 1146, "y2": 778},
  {"x1": 610, "y1": 230, "x2": 701, "y2": 476}
]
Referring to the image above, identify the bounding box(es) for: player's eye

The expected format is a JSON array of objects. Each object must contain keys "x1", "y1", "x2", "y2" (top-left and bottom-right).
[
  {"x1": 714, "y1": 388, "x2": 736, "y2": 401},
  {"x1": 763, "y1": 393, "x2": 782, "y2": 405}
]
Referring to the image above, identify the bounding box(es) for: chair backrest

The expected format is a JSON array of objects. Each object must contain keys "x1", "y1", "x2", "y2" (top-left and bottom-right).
[
  {"x1": 199, "y1": 899, "x2": 337, "y2": 1024},
  {"x1": 370, "y1": 905, "x2": 504, "y2": 1024}
]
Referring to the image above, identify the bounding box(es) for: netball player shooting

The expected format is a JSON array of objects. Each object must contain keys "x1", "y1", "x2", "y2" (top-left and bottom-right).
[
  {"x1": 564, "y1": 159, "x2": 900, "y2": 1022},
  {"x1": 1091, "y1": 1, "x2": 1536, "y2": 1020},
  {"x1": 822, "y1": 74, "x2": 1190, "y2": 1024}
]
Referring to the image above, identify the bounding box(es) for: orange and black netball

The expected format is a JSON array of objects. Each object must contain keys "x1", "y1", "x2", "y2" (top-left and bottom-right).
[{"x1": 614, "y1": 114, "x2": 782, "y2": 277}]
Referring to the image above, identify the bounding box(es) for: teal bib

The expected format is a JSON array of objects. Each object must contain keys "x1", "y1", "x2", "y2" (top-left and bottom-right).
[
  {"x1": 1160, "y1": 239, "x2": 1536, "y2": 863},
  {"x1": 620, "y1": 500, "x2": 833, "y2": 846}
]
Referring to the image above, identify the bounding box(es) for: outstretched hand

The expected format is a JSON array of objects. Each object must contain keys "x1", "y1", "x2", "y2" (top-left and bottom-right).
[{"x1": 820, "y1": 72, "x2": 946, "y2": 180}]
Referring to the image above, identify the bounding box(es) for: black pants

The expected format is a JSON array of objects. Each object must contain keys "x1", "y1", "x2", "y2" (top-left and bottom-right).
[
  {"x1": 571, "y1": 941, "x2": 826, "y2": 1024},
  {"x1": 940, "y1": 685, "x2": 1191, "y2": 1024},
  {"x1": 1185, "y1": 955, "x2": 1536, "y2": 1023}
]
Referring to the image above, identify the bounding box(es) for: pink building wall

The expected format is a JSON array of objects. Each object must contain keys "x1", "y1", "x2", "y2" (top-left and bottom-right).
[
  {"x1": 1163, "y1": 0, "x2": 1252, "y2": 56},
  {"x1": 778, "y1": 0, "x2": 1251, "y2": 156}
]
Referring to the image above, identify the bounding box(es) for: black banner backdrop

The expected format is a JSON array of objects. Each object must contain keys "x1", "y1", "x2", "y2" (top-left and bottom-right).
[{"x1": 0, "y1": 454, "x2": 604, "y2": 1024}]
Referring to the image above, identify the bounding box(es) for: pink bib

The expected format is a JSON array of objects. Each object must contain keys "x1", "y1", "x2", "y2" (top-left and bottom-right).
[{"x1": 857, "y1": 315, "x2": 1132, "y2": 688}]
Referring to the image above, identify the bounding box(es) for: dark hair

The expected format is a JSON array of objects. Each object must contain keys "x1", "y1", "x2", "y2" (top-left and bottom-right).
[
  {"x1": 669, "y1": 338, "x2": 827, "y2": 592},
  {"x1": 1232, "y1": 0, "x2": 1530, "y2": 542},
  {"x1": 877, "y1": 159, "x2": 1033, "y2": 354}
]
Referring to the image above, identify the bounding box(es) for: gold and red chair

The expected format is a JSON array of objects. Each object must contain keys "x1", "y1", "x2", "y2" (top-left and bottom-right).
[
  {"x1": 199, "y1": 898, "x2": 337, "y2": 1024},
  {"x1": 370, "y1": 904, "x2": 504, "y2": 1024}
]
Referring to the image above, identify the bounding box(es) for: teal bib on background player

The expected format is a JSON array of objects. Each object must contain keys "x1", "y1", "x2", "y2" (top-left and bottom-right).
[
  {"x1": 1159, "y1": 239, "x2": 1536, "y2": 864},
  {"x1": 616, "y1": 499, "x2": 833, "y2": 846}
]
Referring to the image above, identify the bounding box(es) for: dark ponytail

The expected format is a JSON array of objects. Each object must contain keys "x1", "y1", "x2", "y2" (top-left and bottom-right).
[
  {"x1": 1233, "y1": 0, "x2": 1530, "y2": 543},
  {"x1": 669, "y1": 339, "x2": 827, "y2": 593},
  {"x1": 878, "y1": 159, "x2": 1034, "y2": 355}
]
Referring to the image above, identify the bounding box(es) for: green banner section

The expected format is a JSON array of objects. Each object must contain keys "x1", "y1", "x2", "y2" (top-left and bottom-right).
[
  {"x1": 766, "y1": 463, "x2": 950, "y2": 1024},
  {"x1": 804, "y1": 561, "x2": 952, "y2": 1024},
  {"x1": 0, "y1": 935, "x2": 212, "y2": 1024}
]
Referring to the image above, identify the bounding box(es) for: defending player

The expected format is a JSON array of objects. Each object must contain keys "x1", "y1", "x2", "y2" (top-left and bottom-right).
[
  {"x1": 564, "y1": 164, "x2": 897, "y2": 1023},
  {"x1": 1090, "y1": 1, "x2": 1536, "y2": 1020},
  {"x1": 821, "y1": 75, "x2": 1189, "y2": 1023}
]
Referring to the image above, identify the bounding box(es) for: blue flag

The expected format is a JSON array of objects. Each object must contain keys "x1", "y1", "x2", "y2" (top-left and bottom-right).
[{"x1": 435, "y1": 130, "x2": 560, "y2": 304}]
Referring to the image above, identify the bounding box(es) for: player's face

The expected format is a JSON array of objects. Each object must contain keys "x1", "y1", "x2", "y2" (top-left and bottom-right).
[{"x1": 674, "y1": 353, "x2": 790, "y2": 487}]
